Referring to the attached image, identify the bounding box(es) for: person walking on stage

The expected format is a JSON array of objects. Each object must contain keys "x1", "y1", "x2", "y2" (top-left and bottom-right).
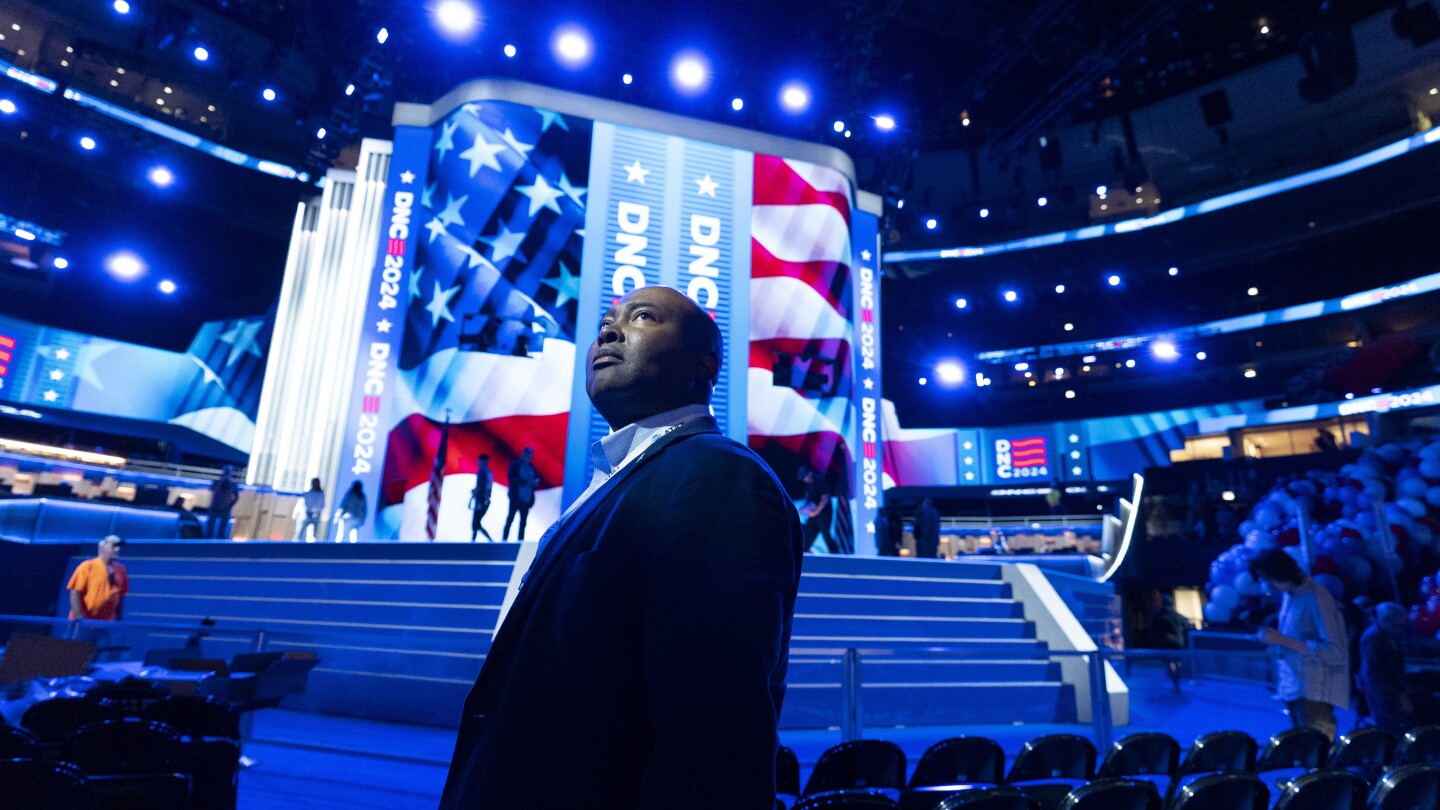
[
  {"x1": 469, "y1": 454, "x2": 494, "y2": 542},
  {"x1": 1250, "y1": 548, "x2": 1349, "y2": 741},
  {"x1": 206, "y1": 465, "x2": 239, "y2": 539},
  {"x1": 913, "y1": 497, "x2": 941, "y2": 560},
  {"x1": 67, "y1": 536, "x2": 128, "y2": 649},
  {"x1": 441, "y1": 286, "x2": 801, "y2": 810},
  {"x1": 502, "y1": 447, "x2": 538, "y2": 541},
  {"x1": 800, "y1": 466, "x2": 837, "y2": 553},
  {"x1": 293, "y1": 478, "x2": 326, "y2": 542},
  {"x1": 335, "y1": 481, "x2": 367, "y2": 543}
]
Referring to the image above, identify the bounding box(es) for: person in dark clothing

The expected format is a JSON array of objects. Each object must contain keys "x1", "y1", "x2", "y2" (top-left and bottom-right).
[
  {"x1": 1359, "y1": 602, "x2": 1414, "y2": 736},
  {"x1": 1348, "y1": 595, "x2": 1376, "y2": 722},
  {"x1": 206, "y1": 465, "x2": 239, "y2": 539},
  {"x1": 800, "y1": 466, "x2": 837, "y2": 553},
  {"x1": 913, "y1": 498, "x2": 941, "y2": 560},
  {"x1": 469, "y1": 454, "x2": 494, "y2": 542},
  {"x1": 874, "y1": 507, "x2": 896, "y2": 556},
  {"x1": 1151, "y1": 594, "x2": 1191, "y2": 693},
  {"x1": 503, "y1": 447, "x2": 538, "y2": 541}
]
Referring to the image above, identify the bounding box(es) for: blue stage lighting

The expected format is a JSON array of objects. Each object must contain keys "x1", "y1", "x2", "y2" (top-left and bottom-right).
[
  {"x1": 622, "y1": 73, "x2": 633, "y2": 85},
  {"x1": 113, "y1": 0, "x2": 130, "y2": 13},
  {"x1": 1125, "y1": 358, "x2": 1137, "y2": 368},
  {"x1": 833, "y1": 120, "x2": 844, "y2": 133},
  {"x1": 1054, "y1": 284, "x2": 1065, "y2": 294},
  {"x1": 433, "y1": 0, "x2": 481, "y2": 37},
  {"x1": 935, "y1": 361, "x2": 965, "y2": 385},
  {"x1": 730, "y1": 97, "x2": 743, "y2": 111},
  {"x1": 316, "y1": 127, "x2": 326, "y2": 139},
  {"x1": 1003, "y1": 290, "x2": 1018, "y2": 302},
  {"x1": 0, "y1": 99, "x2": 14, "y2": 114},
  {"x1": 504, "y1": 43, "x2": 517, "y2": 58},
  {"x1": 193, "y1": 46, "x2": 209, "y2": 61},
  {"x1": 262, "y1": 87, "x2": 277, "y2": 102},
  {"x1": 1107, "y1": 274, "x2": 1121, "y2": 286},
  {"x1": 13, "y1": 229, "x2": 34, "y2": 241},
  {"x1": 979, "y1": 208, "x2": 989, "y2": 218},
  {"x1": 1152, "y1": 340, "x2": 1179, "y2": 360},
  {"x1": 779, "y1": 82, "x2": 810, "y2": 113},
  {"x1": 925, "y1": 218, "x2": 937, "y2": 230},
  {"x1": 873, "y1": 114, "x2": 896, "y2": 130},
  {"x1": 918, "y1": 377, "x2": 928, "y2": 386},
  {"x1": 1196, "y1": 351, "x2": 1207, "y2": 360},
  {"x1": 78, "y1": 136, "x2": 96, "y2": 150},
  {"x1": 954, "y1": 297, "x2": 967, "y2": 309},
  {"x1": 1169, "y1": 266, "x2": 1179, "y2": 276},
  {"x1": 147, "y1": 166, "x2": 175, "y2": 187},
  {"x1": 670, "y1": 52, "x2": 710, "y2": 95},
  {"x1": 1037, "y1": 196, "x2": 1048, "y2": 207},
  {"x1": 1096, "y1": 185, "x2": 1107, "y2": 196},
  {"x1": 553, "y1": 27, "x2": 593, "y2": 67},
  {"x1": 376, "y1": 27, "x2": 389, "y2": 44},
  {"x1": 53, "y1": 257, "x2": 69, "y2": 269},
  {"x1": 1248, "y1": 286, "x2": 1259, "y2": 296},
  {"x1": 158, "y1": 279, "x2": 177, "y2": 294},
  {"x1": 1064, "y1": 323, "x2": 1074, "y2": 331},
  {"x1": 345, "y1": 84, "x2": 354, "y2": 96},
  {"x1": 1014, "y1": 362, "x2": 1029, "y2": 372},
  {"x1": 105, "y1": 251, "x2": 145, "y2": 280}
]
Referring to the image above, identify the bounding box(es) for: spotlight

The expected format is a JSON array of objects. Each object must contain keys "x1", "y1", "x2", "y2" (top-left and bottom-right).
[
  {"x1": 1064, "y1": 323, "x2": 1074, "y2": 331},
  {"x1": 896, "y1": 199, "x2": 904, "y2": 209},
  {"x1": 844, "y1": 130, "x2": 851, "y2": 137},
  {"x1": 670, "y1": 52, "x2": 710, "y2": 95},
  {"x1": 918, "y1": 377, "x2": 928, "y2": 386},
  {"x1": 731, "y1": 97, "x2": 744, "y2": 111},
  {"x1": 0, "y1": 99, "x2": 14, "y2": 114},
  {"x1": 1247, "y1": 286, "x2": 1259, "y2": 296},
  {"x1": 1168, "y1": 266, "x2": 1179, "y2": 276},
  {"x1": 1054, "y1": 284, "x2": 1065, "y2": 294},
  {"x1": 779, "y1": 82, "x2": 810, "y2": 113},
  {"x1": 1065, "y1": 390, "x2": 1076, "y2": 399},
  {"x1": 147, "y1": 166, "x2": 175, "y2": 187},
  {"x1": 954, "y1": 297, "x2": 967, "y2": 309},
  {"x1": 158, "y1": 279, "x2": 177, "y2": 294},
  {"x1": 13, "y1": 229, "x2": 34, "y2": 241},
  {"x1": 1003, "y1": 290, "x2": 1017, "y2": 303},
  {"x1": 316, "y1": 127, "x2": 326, "y2": 139},
  {"x1": 1196, "y1": 351, "x2": 1207, "y2": 360},
  {"x1": 193, "y1": 46, "x2": 209, "y2": 61},
  {"x1": 433, "y1": 0, "x2": 481, "y2": 37},
  {"x1": 105, "y1": 251, "x2": 145, "y2": 280},
  {"x1": 935, "y1": 361, "x2": 965, "y2": 385},
  {"x1": 1244, "y1": 368, "x2": 1257, "y2": 378},
  {"x1": 1125, "y1": 359, "x2": 1137, "y2": 368},
  {"x1": 504, "y1": 43, "x2": 517, "y2": 57},
  {"x1": 553, "y1": 27, "x2": 593, "y2": 67},
  {"x1": 1037, "y1": 196, "x2": 1048, "y2": 207},
  {"x1": 1152, "y1": 340, "x2": 1179, "y2": 360},
  {"x1": 53, "y1": 257, "x2": 69, "y2": 269},
  {"x1": 873, "y1": 114, "x2": 896, "y2": 130},
  {"x1": 1055, "y1": 367, "x2": 1065, "y2": 377},
  {"x1": 833, "y1": 120, "x2": 845, "y2": 133},
  {"x1": 925, "y1": 218, "x2": 938, "y2": 230},
  {"x1": 622, "y1": 73, "x2": 633, "y2": 85},
  {"x1": 79, "y1": 136, "x2": 96, "y2": 150},
  {"x1": 113, "y1": 0, "x2": 130, "y2": 13},
  {"x1": 376, "y1": 27, "x2": 389, "y2": 44},
  {"x1": 1014, "y1": 362, "x2": 1030, "y2": 372},
  {"x1": 1096, "y1": 185, "x2": 1107, "y2": 195},
  {"x1": 1107, "y1": 274, "x2": 1121, "y2": 286},
  {"x1": 979, "y1": 208, "x2": 989, "y2": 218},
  {"x1": 262, "y1": 87, "x2": 277, "y2": 102},
  {"x1": 345, "y1": 84, "x2": 355, "y2": 96}
]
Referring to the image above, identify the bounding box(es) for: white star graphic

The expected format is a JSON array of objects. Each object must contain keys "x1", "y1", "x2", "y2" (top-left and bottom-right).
[
  {"x1": 399, "y1": 170, "x2": 416, "y2": 184},
  {"x1": 190, "y1": 356, "x2": 224, "y2": 388},
  {"x1": 55, "y1": 348, "x2": 71, "y2": 361},
  {"x1": 376, "y1": 318, "x2": 393, "y2": 334},
  {"x1": 409, "y1": 266, "x2": 424, "y2": 300},
  {"x1": 479, "y1": 224, "x2": 527, "y2": 264},
  {"x1": 460, "y1": 102, "x2": 484, "y2": 118},
  {"x1": 517, "y1": 174, "x2": 565, "y2": 216},
  {"x1": 218, "y1": 320, "x2": 265, "y2": 368},
  {"x1": 861, "y1": 249, "x2": 872, "y2": 261},
  {"x1": 863, "y1": 377, "x2": 875, "y2": 390},
  {"x1": 48, "y1": 369, "x2": 64, "y2": 381},
  {"x1": 459, "y1": 132, "x2": 505, "y2": 177},
  {"x1": 499, "y1": 128, "x2": 534, "y2": 159},
  {"x1": 624, "y1": 160, "x2": 650, "y2": 184},
  {"x1": 426, "y1": 281, "x2": 462, "y2": 326},
  {"x1": 536, "y1": 108, "x2": 569, "y2": 132},
  {"x1": 695, "y1": 174, "x2": 719, "y2": 197},
  {"x1": 435, "y1": 193, "x2": 469, "y2": 228},
  {"x1": 42, "y1": 390, "x2": 58, "y2": 402},
  {"x1": 421, "y1": 182, "x2": 436, "y2": 209},
  {"x1": 541, "y1": 262, "x2": 581, "y2": 307},
  {"x1": 557, "y1": 173, "x2": 587, "y2": 203},
  {"x1": 424, "y1": 217, "x2": 449, "y2": 243},
  {"x1": 865, "y1": 521, "x2": 875, "y2": 535},
  {"x1": 434, "y1": 119, "x2": 460, "y2": 161}
]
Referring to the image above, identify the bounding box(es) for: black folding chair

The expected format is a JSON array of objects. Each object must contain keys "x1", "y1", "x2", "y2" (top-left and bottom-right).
[
  {"x1": 1096, "y1": 732, "x2": 1178, "y2": 793},
  {"x1": 1364, "y1": 763, "x2": 1440, "y2": 810},
  {"x1": 0, "y1": 726, "x2": 41, "y2": 760},
  {"x1": 1272, "y1": 769, "x2": 1367, "y2": 810},
  {"x1": 1167, "y1": 772, "x2": 1268, "y2": 810},
  {"x1": 804, "y1": 740, "x2": 907, "y2": 798},
  {"x1": 903, "y1": 736, "x2": 1006, "y2": 810},
  {"x1": 1056, "y1": 778, "x2": 1160, "y2": 810},
  {"x1": 1005, "y1": 734, "x2": 1095, "y2": 810},
  {"x1": 61, "y1": 720, "x2": 189, "y2": 810},
  {"x1": 1390, "y1": 726, "x2": 1440, "y2": 769},
  {"x1": 20, "y1": 697, "x2": 119, "y2": 758},
  {"x1": 794, "y1": 788, "x2": 900, "y2": 809},
  {"x1": 1257, "y1": 728, "x2": 1331, "y2": 795},
  {"x1": 934, "y1": 787, "x2": 1039, "y2": 810},
  {"x1": 1169, "y1": 730, "x2": 1257, "y2": 801},
  {"x1": 0, "y1": 758, "x2": 100, "y2": 810},
  {"x1": 1327, "y1": 728, "x2": 1394, "y2": 785}
]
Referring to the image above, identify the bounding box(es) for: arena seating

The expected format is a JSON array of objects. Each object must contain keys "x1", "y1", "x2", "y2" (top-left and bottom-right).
[{"x1": 786, "y1": 726, "x2": 1440, "y2": 810}]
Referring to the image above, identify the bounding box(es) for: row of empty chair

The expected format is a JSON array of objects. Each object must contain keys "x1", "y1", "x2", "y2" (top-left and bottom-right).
[
  {"x1": 0, "y1": 680, "x2": 241, "y2": 810},
  {"x1": 780, "y1": 726, "x2": 1440, "y2": 810}
]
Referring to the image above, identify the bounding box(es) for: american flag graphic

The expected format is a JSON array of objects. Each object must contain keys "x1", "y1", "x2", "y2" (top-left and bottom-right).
[
  {"x1": 376, "y1": 101, "x2": 588, "y2": 540},
  {"x1": 748, "y1": 155, "x2": 857, "y2": 551}
]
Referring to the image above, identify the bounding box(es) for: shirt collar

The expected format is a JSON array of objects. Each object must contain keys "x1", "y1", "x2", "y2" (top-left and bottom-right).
[{"x1": 590, "y1": 403, "x2": 712, "y2": 477}]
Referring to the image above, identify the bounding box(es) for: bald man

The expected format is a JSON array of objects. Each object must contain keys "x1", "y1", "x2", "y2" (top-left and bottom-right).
[{"x1": 442, "y1": 286, "x2": 803, "y2": 810}]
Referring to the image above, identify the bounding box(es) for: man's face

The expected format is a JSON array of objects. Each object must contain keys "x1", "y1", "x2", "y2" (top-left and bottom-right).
[
  {"x1": 99, "y1": 542, "x2": 120, "y2": 563},
  {"x1": 586, "y1": 286, "x2": 713, "y2": 428}
]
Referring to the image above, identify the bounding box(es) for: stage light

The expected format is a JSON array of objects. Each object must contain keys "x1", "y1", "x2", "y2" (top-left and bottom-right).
[
  {"x1": 1244, "y1": 368, "x2": 1257, "y2": 378},
  {"x1": 1169, "y1": 266, "x2": 1179, "y2": 276},
  {"x1": 0, "y1": 99, "x2": 14, "y2": 114},
  {"x1": 262, "y1": 87, "x2": 276, "y2": 101},
  {"x1": 925, "y1": 218, "x2": 937, "y2": 230},
  {"x1": 1196, "y1": 351, "x2": 1207, "y2": 360},
  {"x1": 918, "y1": 377, "x2": 928, "y2": 386},
  {"x1": 1152, "y1": 340, "x2": 1179, "y2": 360},
  {"x1": 1065, "y1": 390, "x2": 1076, "y2": 399},
  {"x1": 53, "y1": 257, "x2": 69, "y2": 269},
  {"x1": 147, "y1": 166, "x2": 175, "y2": 187},
  {"x1": 376, "y1": 27, "x2": 390, "y2": 44},
  {"x1": 1054, "y1": 284, "x2": 1065, "y2": 294},
  {"x1": 1037, "y1": 196, "x2": 1048, "y2": 207},
  {"x1": 504, "y1": 43, "x2": 517, "y2": 58},
  {"x1": 833, "y1": 120, "x2": 845, "y2": 133},
  {"x1": 779, "y1": 82, "x2": 810, "y2": 113},
  {"x1": 113, "y1": 0, "x2": 130, "y2": 13},
  {"x1": 1125, "y1": 359, "x2": 1136, "y2": 368},
  {"x1": 1247, "y1": 286, "x2": 1259, "y2": 296},
  {"x1": 1003, "y1": 290, "x2": 1017, "y2": 302},
  {"x1": 622, "y1": 73, "x2": 633, "y2": 85},
  {"x1": 1096, "y1": 185, "x2": 1107, "y2": 196},
  {"x1": 844, "y1": 130, "x2": 851, "y2": 138},
  {"x1": 670, "y1": 52, "x2": 710, "y2": 95},
  {"x1": 1082, "y1": 355, "x2": 1096, "y2": 363},
  {"x1": 954, "y1": 297, "x2": 967, "y2": 309},
  {"x1": 193, "y1": 46, "x2": 209, "y2": 61},
  {"x1": 105, "y1": 251, "x2": 145, "y2": 280},
  {"x1": 1064, "y1": 323, "x2": 1074, "y2": 331},
  {"x1": 1107, "y1": 274, "x2": 1120, "y2": 286},
  {"x1": 553, "y1": 27, "x2": 593, "y2": 67},
  {"x1": 158, "y1": 279, "x2": 177, "y2": 294},
  {"x1": 13, "y1": 229, "x2": 34, "y2": 240},
  {"x1": 979, "y1": 208, "x2": 989, "y2": 218},
  {"x1": 433, "y1": 0, "x2": 481, "y2": 37},
  {"x1": 874, "y1": 114, "x2": 896, "y2": 130},
  {"x1": 1055, "y1": 368, "x2": 1065, "y2": 376},
  {"x1": 79, "y1": 136, "x2": 96, "y2": 151},
  {"x1": 935, "y1": 361, "x2": 965, "y2": 385},
  {"x1": 316, "y1": 127, "x2": 326, "y2": 139},
  {"x1": 1014, "y1": 362, "x2": 1029, "y2": 372},
  {"x1": 897, "y1": 199, "x2": 904, "y2": 209},
  {"x1": 731, "y1": 97, "x2": 744, "y2": 111}
]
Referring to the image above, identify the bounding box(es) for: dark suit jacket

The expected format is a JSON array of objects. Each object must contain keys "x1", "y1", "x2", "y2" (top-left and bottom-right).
[{"x1": 440, "y1": 418, "x2": 803, "y2": 810}]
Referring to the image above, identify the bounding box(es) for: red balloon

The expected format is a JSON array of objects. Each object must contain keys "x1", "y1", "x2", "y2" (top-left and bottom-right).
[
  {"x1": 1340, "y1": 527, "x2": 1363, "y2": 540},
  {"x1": 1311, "y1": 555, "x2": 1339, "y2": 576},
  {"x1": 1276, "y1": 527, "x2": 1301, "y2": 547},
  {"x1": 1391, "y1": 524, "x2": 1413, "y2": 544}
]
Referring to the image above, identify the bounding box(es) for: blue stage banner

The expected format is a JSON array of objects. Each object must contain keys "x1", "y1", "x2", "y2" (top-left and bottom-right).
[
  {"x1": 335, "y1": 126, "x2": 433, "y2": 521},
  {"x1": 850, "y1": 209, "x2": 882, "y2": 554}
]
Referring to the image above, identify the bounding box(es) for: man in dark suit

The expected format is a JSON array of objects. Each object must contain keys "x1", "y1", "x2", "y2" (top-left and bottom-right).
[{"x1": 441, "y1": 286, "x2": 803, "y2": 810}]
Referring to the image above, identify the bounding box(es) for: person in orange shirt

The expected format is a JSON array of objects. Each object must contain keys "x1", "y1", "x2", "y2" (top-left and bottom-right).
[{"x1": 68, "y1": 535, "x2": 129, "y2": 622}]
